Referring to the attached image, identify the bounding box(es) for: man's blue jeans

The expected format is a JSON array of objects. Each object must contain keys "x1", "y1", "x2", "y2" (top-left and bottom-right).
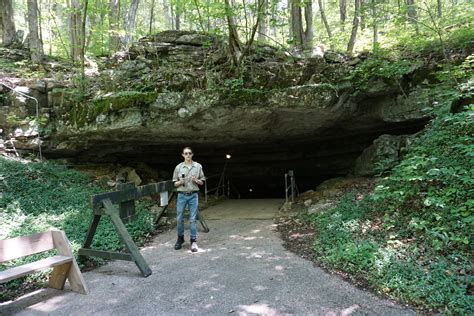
[{"x1": 176, "y1": 192, "x2": 198, "y2": 241}]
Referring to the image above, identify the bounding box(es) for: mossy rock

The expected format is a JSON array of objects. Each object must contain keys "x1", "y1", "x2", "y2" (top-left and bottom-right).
[{"x1": 69, "y1": 91, "x2": 157, "y2": 127}]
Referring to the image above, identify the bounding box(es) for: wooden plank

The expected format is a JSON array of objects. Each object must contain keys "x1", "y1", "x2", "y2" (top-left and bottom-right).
[
  {"x1": 0, "y1": 231, "x2": 54, "y2": 263},
  {"x1": 117, "y1": 182, "x2": 136, "y2": 223},
  {"x1": 51, "y1": 231, "x2": 89, "y2": 295},
  {"x1": 103, "y1": 199, "x2": 152, "y2": 277},
  {"x1": 91, "y1": 180, "x2": 175, "y2": 209},
  {"x1": 78, "y1": 248, "x2": 133, "y2": 261},
  {"x1": 81, "y1": 215, "x2": 101, "y2": 249},
  {"x1": 0, "y1": 255, "x2": 72, "y2": 283},
  {"x1": 49, "y1": 262, "x2": 72, "y2": 290}
]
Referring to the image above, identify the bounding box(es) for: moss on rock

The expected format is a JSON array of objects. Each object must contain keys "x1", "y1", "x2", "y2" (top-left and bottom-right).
[{"x1": 69, "y1": 91, "x2": 157, "y2": 127}]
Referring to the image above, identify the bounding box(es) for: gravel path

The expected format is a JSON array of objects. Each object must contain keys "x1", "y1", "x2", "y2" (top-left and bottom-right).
[{"x1": 1, "y1": 200, "x2": 415, "y2": 315}]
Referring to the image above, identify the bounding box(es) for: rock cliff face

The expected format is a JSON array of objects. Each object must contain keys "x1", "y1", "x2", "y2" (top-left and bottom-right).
[{"x1": 0, "y1": 31, "x2": 432, "y2": 196}]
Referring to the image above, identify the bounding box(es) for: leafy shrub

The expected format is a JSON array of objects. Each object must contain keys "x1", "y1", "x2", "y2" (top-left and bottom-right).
[
  {"x1": 348, "y1": 53, "x2": 420, "y2": 91},
  {"x1": 309, "y1": 111, "x2": 473, "y2": 314},
  {"x1": 0, "y1": 158, "x2": 156, "y2": 300}
]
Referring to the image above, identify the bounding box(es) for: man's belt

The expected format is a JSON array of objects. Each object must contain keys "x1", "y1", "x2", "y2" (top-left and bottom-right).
[{"x1": 179, "y1": 191, "x2": 199, "y2": 195}]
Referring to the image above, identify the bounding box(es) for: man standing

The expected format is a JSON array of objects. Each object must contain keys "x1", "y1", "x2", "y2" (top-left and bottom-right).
[{"x1": 173, "y1": 147, "x2": 205, "y2": 252}]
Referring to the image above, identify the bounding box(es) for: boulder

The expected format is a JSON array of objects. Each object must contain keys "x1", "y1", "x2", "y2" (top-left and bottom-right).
[{"x1": 354, "y1": 134, "x2": 412, "y2": 176}]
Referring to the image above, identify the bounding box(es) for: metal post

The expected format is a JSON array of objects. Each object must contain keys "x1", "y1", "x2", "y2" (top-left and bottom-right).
[
  {"x1": 204, "y1": 180, "x2": 208, "y2": 203},
  {"x1": 284, "y1": 173, "x2": 288, "y2": 202},
  {"x1": 289, "y1": 170, "x2": 295, "y2": 203},
  {"x1": 227, "y1": 180, "x2": 230, "y2": 197}
]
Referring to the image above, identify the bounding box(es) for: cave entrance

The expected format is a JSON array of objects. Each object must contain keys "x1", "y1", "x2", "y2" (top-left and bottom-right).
[
  {"x1": 162, "y1": 137, "x2": 365, "y2": 199},
  {"x1": 63, "y1": 122, "x2": 428, "y2": 199},
  {"x1": 196, "y1": 149, "x2": 348, "y2": 199}
]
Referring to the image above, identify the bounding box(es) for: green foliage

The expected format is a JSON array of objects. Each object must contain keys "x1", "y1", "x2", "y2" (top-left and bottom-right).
[
  {"x1": 348, "y1": 53, "x2": 420, "y2": 91},
  {"x1": 68, "y1": 91, "x2": 157, "y2": 127},
  {"x1": 309, "y1": 111, "x2": 474, "y2": 313},
  {"x1": 0, "y1": 157, "x2": 156, "y2": 301}
]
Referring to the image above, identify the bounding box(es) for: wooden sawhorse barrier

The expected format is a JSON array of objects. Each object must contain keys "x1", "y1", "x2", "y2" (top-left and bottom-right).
[
  {"x1": 0, "y1": 230, "x2": 89, "y2": 294},
  {"x1": 78, "y1": 180, "x2": 175, "y2": 277}
]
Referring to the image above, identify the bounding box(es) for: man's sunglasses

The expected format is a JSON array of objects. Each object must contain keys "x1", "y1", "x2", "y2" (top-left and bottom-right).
[{"x1": 183, "y1": 152, "x2": 193, "y2": 155}]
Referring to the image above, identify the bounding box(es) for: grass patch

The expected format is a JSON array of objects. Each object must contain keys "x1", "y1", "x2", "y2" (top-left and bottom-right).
[
  {"x1": 0, "y1": 157, "x2": 156, "y2": 301},
  {"x1": 308, "y1": 111, "x2": 473, "y2": 314}
]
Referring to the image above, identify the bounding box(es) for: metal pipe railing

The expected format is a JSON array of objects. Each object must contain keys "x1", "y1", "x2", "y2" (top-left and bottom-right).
[
  {"x1": 285, "y1": 170, "x2": 297, "y2": 203},
  {"x1": 1, "y1": 82, "x2": 42, "y2": 160}
]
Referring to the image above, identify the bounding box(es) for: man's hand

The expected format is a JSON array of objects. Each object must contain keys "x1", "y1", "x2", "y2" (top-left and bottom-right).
[{"x1": 192, "y1": 176, "x2": 203, "y2": 185}]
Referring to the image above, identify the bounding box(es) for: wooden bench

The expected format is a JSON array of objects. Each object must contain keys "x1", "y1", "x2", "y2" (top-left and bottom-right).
[{"x1": 0, "y1": 230, "x2": 89, "y2": 295}]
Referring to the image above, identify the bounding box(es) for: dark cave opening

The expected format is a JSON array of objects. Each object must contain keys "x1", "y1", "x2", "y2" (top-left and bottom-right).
[{"x1": 62, "y1": 121, "x2": 428, "y2": 199}]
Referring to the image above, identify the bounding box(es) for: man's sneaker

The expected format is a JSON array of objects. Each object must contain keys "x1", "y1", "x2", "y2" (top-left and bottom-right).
[
  {"x1": 191, "y1": 241, "x2": 198, "y2": 253},
  {"x1": 174, "y1": 236, "x2": 184, "y2": 250}
]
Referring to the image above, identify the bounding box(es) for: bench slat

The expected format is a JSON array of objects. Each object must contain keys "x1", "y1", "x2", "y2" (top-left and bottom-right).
[
  {"x1": 0, "y1": 255, "x2": 72, "y2": 283},
  {"x1": 0, "y1": 231, "x2": 54, "y2": 263}
]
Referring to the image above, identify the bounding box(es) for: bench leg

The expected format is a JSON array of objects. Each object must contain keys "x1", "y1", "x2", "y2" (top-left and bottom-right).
[
  {"x1": 51, "y1": 231, "x2": 89, "y2": 294},
  {"x1": 49, "y1": 262, "x2": 72, "y2": 290}
]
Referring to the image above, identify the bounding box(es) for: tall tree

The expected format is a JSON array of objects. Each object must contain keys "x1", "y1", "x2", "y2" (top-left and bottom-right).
[
  {"x1": 303, "y1": 0, "x2": 313, "y2": 48},
  {"x1": 406, "y1": 0, "x2": 419, "y2": 34},
  {"x1": 437, "y1": 0, "x2": 442, "y2": 17},
  {"x1": 27, "y1": 0, "x2": 44, "y2": 63},
  {"x1": 225, "y1": 0, "x2": 243, "y2": 66},
  {"x1": 290, "y1": 0, "x2": 313, "y2": 49},
  {"x1": 68, "y1": 0, "x2": 82, "y2": 62},
  {"x1": 290, "y1": 2, "x2": 302, "y2": 46},
  {"x1": 163, "y1": 0, "x2": 171, "y2": 29},
  {"x1": 257, "y1": 0, "x2": 268, "y2": 42},
  {"x1": 347, "y1": 0, "x2": 361, "y2": 54},
  {"x1": 123, "y1": 0, "x2": 140, "y2": 47},
  {"x1": 339, "y1": 0, "x2": 347, "y2": 24},
  {"x1": 174, "y1": 2, "x2": 181, "y2": 30},
  {"x1": 360, "y1": 0, "x2": 367, "y2": 30},
  {"x1": 371, "y1": 0, "x2": 378, "y2": 50},
  {"x1": 149, "y1": 0, "x2": 155, "y2": 33},
  {"x1": 109, "y1": 0, "x2": 121, "y2": 53},
  {"x1": 225, "y1": 0, "x2": 264, "y2": 68},
  {"x1": 80, "y1": 0, "x2": 89, "y2": 91},
  {"x1": 1, "y1": 0, "x2": 16, "y2": 46},
  {"x1": 318, "y1": 0, "x2": 333, "y2": 45}
]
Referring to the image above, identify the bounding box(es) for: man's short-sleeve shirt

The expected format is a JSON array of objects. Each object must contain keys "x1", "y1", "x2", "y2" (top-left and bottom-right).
[{"x1": 173, "y1": 161, "x2": 205, "y2": 192}]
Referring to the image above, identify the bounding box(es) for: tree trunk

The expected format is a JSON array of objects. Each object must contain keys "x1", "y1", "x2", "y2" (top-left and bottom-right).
[
  {"x1": 437, "y1": 0, "x2": 442, "y2": 17},
  {"x1": 360, "y1": 0, "x2": 367, "y2": 30},
  {"x1": 38, "y1": 0, "x2": 44, "y2": 52},
  {"x1": 290, "y1": 0, "x2": 312, "y2": 49},
  {"x1": 163, "y1": 0, "x2": 171, "y2": 29},
  {"x1": 318, "y1": 0, "x2": 332, "y2": 44},
  {"x1": 1, "y1": 0, "x2": 16, "y2": 46},
  {"x1": 372, "y1": 0, "x2": 378, "y2": 51},
  {"x1": 80, "y1": 0, "x2": 89, "y2": 92},
  {"x1": 339, "y1": 0, "x2": 346, "y2": 24},
  {"x1": 149, "y1": 0, "x2": 155, "y2": 34},
  {"x1": 68, "y1": 0, "x2": 82, "y2": 62},
  {"x1": 405, "y1": 0, "x2": 419, "y2": 34},
  {"x1": 347, "y1": 0, "x2": 361, "y2": 54},
  {"x1": 109, "y1": 0, "x2": 120, "y2": 53},
  {"x1": 303, "y1": 0, "x2": 313, "y2": 49},
  {"x1": 290, "y1": 1, "x2": 303, "y2": 47},
  {"x1": 225, "y1": 0, "x2": 242, "y2": 67},
  {"x1": 27, "y1": 0, "x2": 43, "y2": 63},
  {"x1": 123, "y1": 0, "x2": 139, "y2": 48},
  {"x1": 288, "y1": 0, "x2": 293, "y2": 39},
  {"x1": 175, "y1": 4, "x2": 180, "y2": 31},
  {"x1": 257, "y1": 0, "x2": 267, "y2": 42}
]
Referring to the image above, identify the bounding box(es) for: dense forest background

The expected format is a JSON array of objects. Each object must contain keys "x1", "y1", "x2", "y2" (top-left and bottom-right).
[{"x1": 1, "y1": 0, "x2": 473, "y2": 64}]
